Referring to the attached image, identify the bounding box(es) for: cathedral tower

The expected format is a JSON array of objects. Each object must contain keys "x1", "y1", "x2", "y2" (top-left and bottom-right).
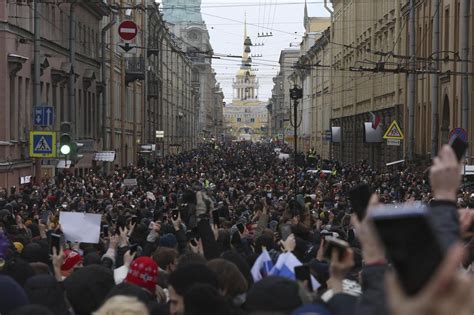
[{"x1": 232, "y1": 16, "x2": 259, "y2": 102}]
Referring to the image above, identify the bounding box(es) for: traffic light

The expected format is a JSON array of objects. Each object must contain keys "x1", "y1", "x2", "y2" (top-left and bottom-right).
[
  {"x1": 290, "y1": 87, "x2": 303, "y2": 100},
  {"x1": 59, "y1": 122, "x2": 72, "y2": 156}
]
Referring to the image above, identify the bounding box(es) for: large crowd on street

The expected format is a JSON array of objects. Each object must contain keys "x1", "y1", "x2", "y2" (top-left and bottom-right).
[{"x1": 0, "y1": 141, "x2": 473, "y2": 315}]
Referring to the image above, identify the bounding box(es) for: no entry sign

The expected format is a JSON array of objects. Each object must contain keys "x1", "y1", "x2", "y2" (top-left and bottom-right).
[{"x1": 118, "y1": 20, "x2": 138, "y2": 41}]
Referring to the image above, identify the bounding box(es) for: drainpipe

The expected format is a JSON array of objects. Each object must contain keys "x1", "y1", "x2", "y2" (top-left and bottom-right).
[
  {"x1": 408, "y1": 0, "x2": 416, "y2": 161},
  {"x1": 460, "y1": 0, "x2": 470, "y2": 141},
  {"x1": 33, "y1": 0, "x2": 41, "y2": 184},
  {"x1": 431, "y1": 0, "x2": 440, "y2": 158},
  {"x1": 68, "y1": 1, "x2": 78, "y2": 134},
  {"x1": 101, "y1": 12, "x2": 117, "y2": 151},
  {"x1": 324, "y1": 0, "x2": 333, "y2": 159}
]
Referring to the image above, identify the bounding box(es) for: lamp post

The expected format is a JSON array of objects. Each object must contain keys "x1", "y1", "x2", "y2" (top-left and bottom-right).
[{"x1": 289, "y1": 72, "x2": 303, "y2": 194}]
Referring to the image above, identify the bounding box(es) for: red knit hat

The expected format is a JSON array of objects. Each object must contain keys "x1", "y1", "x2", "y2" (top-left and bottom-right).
[
  {"x1": 125, "y1": 257, "x2": 159, "y2": 294},
  {"x1": 61, "y1": 250, "x2": 83, "y2": 271}
]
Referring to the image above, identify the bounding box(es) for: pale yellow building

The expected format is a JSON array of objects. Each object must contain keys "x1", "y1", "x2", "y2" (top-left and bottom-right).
[
  {"x1": 224, "y1": 21, "x2": 268, "y2": 141},
  {"x1": 299, "y1": 7, "x2": 331, "y2": 153}
]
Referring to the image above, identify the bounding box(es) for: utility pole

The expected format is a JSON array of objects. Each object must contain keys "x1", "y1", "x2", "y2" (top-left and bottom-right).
[
  {"x1": 33, "y1": 0, "x2": 41, "y2": 184},
  {"x1": 431, "y1": 0, "x2": 440, "y2": 158},
  {"x1": 290, "y1": 84, "x2": 303, "y2": 194},
  {"x1": 460, "y1": 0, "x2": 470, "y2": 136},
  {"x1": 69, "y1": 2, "x2": 78, "y2": 134},
  {"x1": 408, "y1": 0, "x2": 416, "y2": 160}
]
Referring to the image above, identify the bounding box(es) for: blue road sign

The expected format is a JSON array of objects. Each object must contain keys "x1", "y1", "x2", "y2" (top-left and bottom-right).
[
  {"x1": 449, "y1": 128, "x2": 468, "y2": 143},
  {"x1": 34, "y1": 105, "x2": 54, "y2": 126},
  {"x1": 29, "y1": 131, "x2": 57, "y2": 158}
]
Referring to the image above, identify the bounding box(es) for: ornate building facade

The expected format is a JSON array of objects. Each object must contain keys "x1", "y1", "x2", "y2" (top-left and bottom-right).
[
  {"x1": 162, "y1": 0, "x2": 224, "y2": 140},
  {"x1": 224, "y1": 22, "x2": 268, "y2": 141}
]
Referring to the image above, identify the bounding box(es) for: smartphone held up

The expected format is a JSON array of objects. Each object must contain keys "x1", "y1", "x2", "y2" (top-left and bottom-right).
[{"x1": 370, "y1": 203, "x2": 444, "y2": 296}]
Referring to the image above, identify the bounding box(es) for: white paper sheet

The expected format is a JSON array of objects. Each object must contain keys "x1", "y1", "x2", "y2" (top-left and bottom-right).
[{"x1": 59, "y1": 212, "x2": 102, "y2": 244}]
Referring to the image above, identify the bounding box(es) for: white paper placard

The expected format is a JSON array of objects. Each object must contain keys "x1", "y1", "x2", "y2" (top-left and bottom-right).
[{"x1": 59, "y1": 212, "x2": 102, "y2": 244}]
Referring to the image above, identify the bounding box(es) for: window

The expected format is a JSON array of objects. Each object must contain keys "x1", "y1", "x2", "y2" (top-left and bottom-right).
[
  {"x1": 25, "y1": 78, "x2": 30, "y2": 126},
  {"x1": 237, "y1": 118, "x2": 241, "y2": 122},
  {"x1": 88, "y1": 91, "x2": 92, "y2": 136},
  {"x1": 60, "y1": 85, "x2": 65, "y2": 121},
  {"x1": 18, "y1": 77, "x2": 22, "y2": 139},
  {"x1": 46, "y1": 83, "x2": 50, "y2": 103},
  {"x1": 444, "y1": 8, "x2": 450, "y2": 53},
  {"x1": 78, "y1": 89, "x2": 82, "y2": 134},
  {"x1": 10, "y1": 76, "x2": 17, "y2": 140},
  {"x1": 251, "y1": 118, "x2": 255, "y2": 123}
]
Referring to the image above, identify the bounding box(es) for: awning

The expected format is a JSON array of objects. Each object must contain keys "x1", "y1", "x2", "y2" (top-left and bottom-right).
[
  {"x1": 57, "y1": 160, "x2": 73, "y2": 169},
  {"x1": 75, "y1": 153, "x2": 93, "y2": 169},
  {"x1": 94, "y1": 151, "x2": 116, "y2": 162}
]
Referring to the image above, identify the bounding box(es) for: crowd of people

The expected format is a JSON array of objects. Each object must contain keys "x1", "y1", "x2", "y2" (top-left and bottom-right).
[{"x1": 0, "y1": 141, "x2": 473, "y2": 315}]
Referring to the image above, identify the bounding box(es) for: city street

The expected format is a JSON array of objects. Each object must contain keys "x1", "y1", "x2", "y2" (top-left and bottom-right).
[{"x1": 0, "y1": 1, "x2": 474, "y2": 315}]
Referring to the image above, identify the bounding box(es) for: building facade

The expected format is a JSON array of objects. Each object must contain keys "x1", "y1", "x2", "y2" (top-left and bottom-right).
[
  {"x1": 269, "y1": 49, "x2": 300, "y2": 143},
  {"x1": 162, "y1": 0, "x2": 224, "y2": 140},
  {"x1": 329, "y1": 0, "x2": 404, "y2": 166},
  {"x1": 299, "y1": 28, "x2": 332, "y2": 158},
  {"x1": 224, "y1": 24, "x2": 268, "y2": 142},
  {"x1": 287, "y1": 0, "x2": 474, "y2": 167},
  {"x1": 147, "y1": 2, "x2": 196, "y2": 156},
  {"x1": 281, "y1": 0, "x2": 405, "y2": 166},
  {"x1": 0, "y1": 0, "x2": 204, "y2": 188},
  {"x1": 298, "y1": 8, "x2": 331, "y2": 152},
  {"x1": 0, "y1": 1, "x2": 109, "y2": 188},
  {"x1": 404, "y1": 0, "x2": 473, "y2": 161}
]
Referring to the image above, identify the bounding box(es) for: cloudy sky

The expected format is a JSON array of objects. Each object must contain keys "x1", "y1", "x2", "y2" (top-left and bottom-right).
[
  {"x1": 202, "y1": 0, "x2": 331, "y2": 102},
  {"x1": 158, "y1": 0, "x2": 331, "y2": 103}
]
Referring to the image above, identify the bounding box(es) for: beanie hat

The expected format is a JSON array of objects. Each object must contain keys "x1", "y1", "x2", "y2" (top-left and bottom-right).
[
  {"x1": 63, "y1": 265, "x2": 115, "y2": 315},
  {"x1": 21, "y1": 242, "x2": 49, "y2": 265},
  {"x1": 159, "y1": 233, "x2": 178, "y2": 248},
  {"x1": 0, "y1": 275, "x2": 29, "y2": 314},
  {"x1": 245, "y1": 276, "x2": 302, "y2": 313},
  {"x1": 125, "y1": 256, "x2": 159, "y2": 294},
  {"x1": 61, "y1": 250, "x2": 83, "y2": 271},
  {"x1": 83, "y1": 252, "x2": 101, "y2": 266},
  {"x1": 292, "y1": 304, "x2": 331, "y2": 315},
  {"x1": 25, "y1": 275, "x2": 69, "y2": 315},
  {"x1": 3, "y1": 258, "x2": 35, "y2": 287}
]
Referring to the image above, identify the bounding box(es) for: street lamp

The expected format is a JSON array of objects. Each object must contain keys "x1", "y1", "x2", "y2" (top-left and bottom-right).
[{"x1": 289, "y1": 71, "x2": 303, "y2": 193}]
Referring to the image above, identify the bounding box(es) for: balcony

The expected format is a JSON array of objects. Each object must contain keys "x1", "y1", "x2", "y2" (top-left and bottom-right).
[{"x1": 125, "y1": 57, "x2": 145, "y2": 85}]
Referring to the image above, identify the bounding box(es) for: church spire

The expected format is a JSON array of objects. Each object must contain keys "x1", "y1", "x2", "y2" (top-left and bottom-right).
[
  {"x1": 244, "y1": 12, "x2": 247, "y2": 40},
  {"x1": 304, "y1": 0, "x2": 308, "y2": 20},
  {"x1": 304, "y1": 0, "x2": 309, "y2": 28},
  {"x1": 242, "y1": 12, "x2": 252, "y2": 66}
]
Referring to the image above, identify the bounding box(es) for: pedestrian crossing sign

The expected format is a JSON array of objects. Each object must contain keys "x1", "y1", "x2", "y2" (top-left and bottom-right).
[
  {"x1": 383, "y1": 120, "x2": 404, "y2": 140},
  {"x1": 29, "y1": 131, "x2": 57, "y2": 158}
]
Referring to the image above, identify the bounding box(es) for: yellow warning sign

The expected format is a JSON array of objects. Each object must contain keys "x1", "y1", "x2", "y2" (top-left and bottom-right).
[{"x1": 383, "y1": 121, "x2": 404, "y2": 140}]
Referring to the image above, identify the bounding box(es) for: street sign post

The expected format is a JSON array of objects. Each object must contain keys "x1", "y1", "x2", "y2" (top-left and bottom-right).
[
  {"x1": 118, "y1": 20, "x2": 138, "y2": 41},
  {"x1": 448, "y1": 127, "x2": 468, "y2": 142},
  {"x1": 34, "y1": 105, "x2": 54, "y2": 127},
  {"x1": 29, "y1": 131, "x2": 57, "y2": 158}
]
